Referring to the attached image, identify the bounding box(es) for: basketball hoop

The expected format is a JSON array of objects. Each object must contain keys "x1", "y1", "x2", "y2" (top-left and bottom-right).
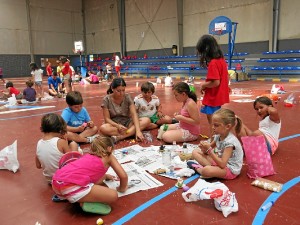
[{"x1": 211, "y1": 28, "x2": 223, "y2": 40}]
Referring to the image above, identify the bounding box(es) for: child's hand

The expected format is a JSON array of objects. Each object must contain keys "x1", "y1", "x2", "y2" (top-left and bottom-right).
[
  {"x1": 117, "y1": 124, "x2": 127, "y2": 134},
  {"x1": 78, "y1": 125, "x2": 86, "y2": 132},
  {"x1": 105, "y1": 174, "x2": 115, "y2": 181},
  {"x1": 174, "y1": 114, "x2": 183, "y2": 121},
  {"x1": 199, "y1": 141, "x2": 210, "y2": 151},
  {"x1": 157, "y1": 112, "x2": 164, "y2": 118},
  {"x1": 117, "y1": 185, "x2": 128, "y2": 193},
  {"x1": 87, "y1": 121, "x2": 94, "y2": 128},
  {"x1": 136, "y1": 131, "x2": 144, "y2": 142}
]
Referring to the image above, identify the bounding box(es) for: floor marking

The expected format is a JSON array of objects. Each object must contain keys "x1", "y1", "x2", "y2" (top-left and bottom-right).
[
  {"x1": 0, "y1": 106, "x2": 55, "y2": 115},
  {"x1": 112, "y1": 174, "x2": 199, "y2": 225},
  {"x1": 252, "y1": 176, "x2": 300, "y2": 225},
  {"x1": 252, "y1": 134, "x2": 300, "y2": 224},
  {"x1": 112, "y1": 134, "x2": 300, "y2": 225}
]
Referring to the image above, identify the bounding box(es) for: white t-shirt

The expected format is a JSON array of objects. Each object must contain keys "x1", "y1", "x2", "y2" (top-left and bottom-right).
[
  {"x1": 115, "y1": 55, "x2": 120, "y2": 67},
  {"x1": 214, "y1": 133, "x2": 244, "y2": 175},
  {"x1": 165, "y1": 76, "x2": 173, "y2": 86},
  {"x1": 36, "y1": 137, "x2": 64, "y2": 183},
  {"x1": 106, "y1": 64, "x2": 112, "y2": 74},
  {"x1": 134, "y1": 94, "x2": 160, "y2": 117},
  {"x1": 259, "y1": 116, "x2": 281, "y2": 141},
  {"x1": 31, "y1": 69, "x2": 43, "y2": 82}
]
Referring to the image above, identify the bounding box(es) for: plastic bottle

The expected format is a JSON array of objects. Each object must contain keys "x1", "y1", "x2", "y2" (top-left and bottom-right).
[
  {"x1": 161, "y1": 146, "x2": 171, "y2": 166},
  {"x1": 261, "y1": 201, "x2": 274, "y2": 211},
  {"x1": 182, "y1": 143, "x2": 188, "y2": 154}
]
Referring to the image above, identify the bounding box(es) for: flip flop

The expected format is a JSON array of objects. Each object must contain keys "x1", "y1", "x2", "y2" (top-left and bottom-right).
[
  {"x1": 52, "y1": 194, "x2": 67, "y2": 202},
  {"x1": 187, "y1": 161, "x2": 203, "y2": 171},
  {"x1": 82, "y1": 202, "x2": 111, "y2": 215}
]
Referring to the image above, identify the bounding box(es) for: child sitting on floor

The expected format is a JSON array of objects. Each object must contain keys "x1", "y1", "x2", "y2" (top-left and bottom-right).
[
  {"x1": 157, "y1": 82, "x2": 200, "y2": 143},
  {"x1": 18, "y1": 79, "x2": 37, "y2": 104},
  {"x1": 189, "y1": 108, "x2": 244, "y2": 179},
  {"x1": 1, "y1": 81, "x2": 23, "y2": 100},
  {"x1": 52, "y1": 136, "x2": 128, "y2": 214},
  {"x1": 134, "y1": 81, "x2": 172, "y2": 130},
  {"x1": 36, "y1": 113, "x2": 78, "y2": 183},
  {"x1": 61, "y1": 91, "x2": 99, "y2": 144},
  {"x1": 237, "y1": 96, "x2": 281, "y2": 155}
]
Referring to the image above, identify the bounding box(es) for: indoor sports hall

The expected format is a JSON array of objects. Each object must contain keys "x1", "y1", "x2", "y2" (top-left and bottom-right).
[{"x1": 0, "y1": 1, "x2": 299, "y2": 225}]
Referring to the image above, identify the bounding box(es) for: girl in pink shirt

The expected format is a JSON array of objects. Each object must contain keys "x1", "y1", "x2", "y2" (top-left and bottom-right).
[
  {"x1": 52, "y1": 136, "x2": 128, "y2": 214},
  {"x1": 158, "y1": 82, "x2": 200, "y2": 143}
]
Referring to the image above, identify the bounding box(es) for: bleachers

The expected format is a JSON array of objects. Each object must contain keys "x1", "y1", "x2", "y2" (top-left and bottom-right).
[
  {"x1": 85, "y1": 50, "x2": 300, "y2": 80},
  {"x1": 87, "y1": 53, "x2": 246, "y2": 79},
  {"x1": 246, "y1": 50, "x2": 300, "y2": 79}
]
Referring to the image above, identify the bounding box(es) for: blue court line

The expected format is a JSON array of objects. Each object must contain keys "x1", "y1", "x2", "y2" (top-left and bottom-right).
[
  {"x1": 0, "y1": 110, "x2": 63, "y2": 120},
  {"x1": 252, "y1": 134, "x2": 300, "y2": 224},
  {"x1": 6, "y1": 105, "x2": 47, "y2": 109},
  {"x1": 112, "y1": 174, "x2": 200, "y2": 225},
  {"x1": 252, "y1": 176, "x2": 300, "y2": 225}
]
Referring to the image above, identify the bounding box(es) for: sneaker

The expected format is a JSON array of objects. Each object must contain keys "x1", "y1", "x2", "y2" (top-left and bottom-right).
[
  {"x1": 157, "y1": 124, "x2": 168, "y2": 139},
  {"x1": 86, "y1": 134, "x2": 100, "y2": 143},
  {"x1": 187, "y1": 160, "x2": 203, "y2": 172}
]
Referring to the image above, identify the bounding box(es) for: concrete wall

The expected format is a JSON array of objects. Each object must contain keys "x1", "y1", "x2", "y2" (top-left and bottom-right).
[{"x1": 1, "y1": 0, "x2": 300, "y2": 77}]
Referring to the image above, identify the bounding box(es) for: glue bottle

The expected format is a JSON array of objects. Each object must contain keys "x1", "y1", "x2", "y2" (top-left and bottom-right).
[{"x1": 261, "y1": 201, "x2": 274, "y2": 211}]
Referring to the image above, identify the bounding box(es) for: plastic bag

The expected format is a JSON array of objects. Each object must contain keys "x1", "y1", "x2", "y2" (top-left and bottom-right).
[
  {"x1": 241, "y1": 135, "x2": 275, "y2": 179},
  {"x1": 6, "y1": 94, "x2": 17, "y2": 106},
  {"x1": 0, "y1": 140, "x2": 19, "y2": 173},
  {"x1": 182, "y1": 178, "x2": 238, "y2": 217}
]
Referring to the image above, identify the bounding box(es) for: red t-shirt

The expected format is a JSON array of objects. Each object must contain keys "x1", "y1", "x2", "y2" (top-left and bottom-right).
[
  {"x1": 9, "y1": 87, "x2": 20, "y2": 95},
  {"x1": 46, "y1": 65, "x2": 52, "y2": 76},
  {"x1": 202, "y1": 58, "x2": 229, "y2": 107},
  {"x1": 61, "y1": 62, "x2": 70, "y2": 75}
]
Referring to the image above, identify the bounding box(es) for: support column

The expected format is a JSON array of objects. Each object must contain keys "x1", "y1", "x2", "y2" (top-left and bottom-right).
[
  {"x1": 26, "y1": 0, "x2": 34, "y2": 62},
  {"x1": 177, "y1": 0, "x2": 183, "y2": 56}
]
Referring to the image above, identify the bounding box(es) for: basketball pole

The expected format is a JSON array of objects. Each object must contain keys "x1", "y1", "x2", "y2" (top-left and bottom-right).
[{"x1": 228, "y1": 22, "x2": 238, "y2": 69}]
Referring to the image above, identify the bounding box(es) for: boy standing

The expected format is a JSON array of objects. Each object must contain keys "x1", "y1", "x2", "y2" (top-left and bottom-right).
[
  {"x1": 134, "y1": 82, "x2": 172, "y2": 130},
  {"x1": 61, "y1": 91, "x2": 99, "y2": 143}
]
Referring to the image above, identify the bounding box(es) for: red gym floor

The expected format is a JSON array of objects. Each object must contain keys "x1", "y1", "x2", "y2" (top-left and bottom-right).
[{"x1": 0, "y1": 77, "x2": 299, "y2": 225}]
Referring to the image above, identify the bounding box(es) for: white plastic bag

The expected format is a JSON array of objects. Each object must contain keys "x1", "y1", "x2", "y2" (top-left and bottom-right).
[
  {"x1": 0, "y1": 140, "x2": 20, "y2": 173},
  {"x1": 182, "y1": 178, "x2": 238, "y2": 217},
  {"x1": 6, "y1": 94, "x2": 17, "y2": 106}
]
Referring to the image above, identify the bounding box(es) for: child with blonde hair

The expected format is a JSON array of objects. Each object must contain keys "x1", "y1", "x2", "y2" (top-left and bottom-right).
[
  {"x1": 52, "y1": 136, "x2": 128, "y2": 214},
  {"x1": 189, "y1": 108, "x2": 243, "y2": 179}
]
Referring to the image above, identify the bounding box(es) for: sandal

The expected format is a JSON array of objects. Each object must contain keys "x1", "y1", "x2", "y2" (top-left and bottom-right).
[
  {"x1": 82, "y1": 202, "x2": 111, "y2": 215},
  {"x1": 187, "y1": 161, "x2": 203, "y2": 171}
]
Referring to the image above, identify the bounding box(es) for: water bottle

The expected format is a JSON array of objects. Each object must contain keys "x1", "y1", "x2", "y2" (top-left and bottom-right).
[
  {"x1": 182, "y1": 143, "x2": 188, "y2": 154},
  {"x1": 161, "y1": 146, "x2": 171, "y2": 166}
]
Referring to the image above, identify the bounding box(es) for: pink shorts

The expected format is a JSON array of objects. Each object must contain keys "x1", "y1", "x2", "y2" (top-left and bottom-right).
[
  {"x1": 265, "y1": 134, "x2": 278, "y2": 155},
  {"x1": 52, "y1": 180, "x2": 93, "y2": 203},
  {"x1": 224, "y1": 167, "x2": 238, "y2": 180},
  {"x1": 175, "y1": 124, "x2": 198, "y2": 142},
  {"x1": 210, "y1": 161, "x2": 238, "y2": 180}
]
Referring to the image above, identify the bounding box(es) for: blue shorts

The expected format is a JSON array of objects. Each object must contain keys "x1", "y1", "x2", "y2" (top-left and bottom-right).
[{"x1": 200, "y1": 105, "x2": 221, "y2": 115}]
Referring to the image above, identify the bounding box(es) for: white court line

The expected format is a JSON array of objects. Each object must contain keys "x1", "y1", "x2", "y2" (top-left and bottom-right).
[{"x1": 0, "y1": 106, "x2": 55, "y2": 115}]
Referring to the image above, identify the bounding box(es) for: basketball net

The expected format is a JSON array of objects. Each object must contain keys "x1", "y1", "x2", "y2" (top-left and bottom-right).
[
  {"x1": 211, "y1": 29, "x2": 223, "y2": 40},
  {"x1": 73, "y1": 49, "x2": 82, "y2": 54}
]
